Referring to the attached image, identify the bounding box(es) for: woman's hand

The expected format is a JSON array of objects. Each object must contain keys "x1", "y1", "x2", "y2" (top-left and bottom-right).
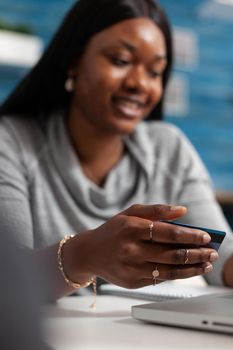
[{"x1": 65, "y1": 204, "x2": 219, "y2": 288}]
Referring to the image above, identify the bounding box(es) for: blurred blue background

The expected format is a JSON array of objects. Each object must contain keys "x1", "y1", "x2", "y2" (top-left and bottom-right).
[{"x1": 0, "y1": 0, "x2": 233, "y2": 192}]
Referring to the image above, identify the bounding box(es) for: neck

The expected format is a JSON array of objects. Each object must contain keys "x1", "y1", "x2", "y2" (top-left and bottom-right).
[{"x1": 66, "y1": 112, "x2": 125, "y2": 186}]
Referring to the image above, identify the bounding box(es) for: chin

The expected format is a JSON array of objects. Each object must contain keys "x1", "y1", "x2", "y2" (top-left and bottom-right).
[
  {"x1": 106, "y1": 110, "x2": 144, "y2": 134},
  {"x1": 111, "y1": 119, "x2": 141, "y2": 135}
]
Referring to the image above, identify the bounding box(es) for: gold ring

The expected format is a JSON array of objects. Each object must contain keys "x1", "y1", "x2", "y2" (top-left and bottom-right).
[
  {"x1": 149, "y1": 222, "x2": 154, "y2": 241},
  {"x1": 152, "y1": 266, "x2": 159, "y2": 285},
  {"x1": 184, "y1": 249, "x2": 189, "y2": 264}
]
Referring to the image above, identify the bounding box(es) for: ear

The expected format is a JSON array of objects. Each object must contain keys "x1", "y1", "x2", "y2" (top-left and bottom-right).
[
  {"x1": 67, "y1": 67, "x2": 77, "y2": 79},
  {"x1": 66, "y1": 58, "x2": 81, "y2": 78}
]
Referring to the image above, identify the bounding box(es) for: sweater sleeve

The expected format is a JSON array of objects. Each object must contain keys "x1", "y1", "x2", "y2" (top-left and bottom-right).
[
  {"x1": 0, "y1": 119, "x2": 34, "y2": 248},
  {"x1": 174, "y1": 127, "x2": 233, "y2": 286}
]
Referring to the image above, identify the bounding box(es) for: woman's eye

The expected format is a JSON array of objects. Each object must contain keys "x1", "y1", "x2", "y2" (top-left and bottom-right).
[
  {"x1": 149, "y1": 71, "x2": 162, "y2": 78},
  {"x1": 110, "y1": 57, "x2": 130, "y2": 66}
]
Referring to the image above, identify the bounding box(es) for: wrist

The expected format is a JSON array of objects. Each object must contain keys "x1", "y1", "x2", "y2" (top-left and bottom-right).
[{"x1": 61, "y1": 231, "x2": 95, "y2": 286}]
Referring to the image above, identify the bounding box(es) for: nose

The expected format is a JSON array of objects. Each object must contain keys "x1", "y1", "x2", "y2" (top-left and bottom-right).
[{"x1": 123, "y1": 65, "x2": 149, "y2": 93}]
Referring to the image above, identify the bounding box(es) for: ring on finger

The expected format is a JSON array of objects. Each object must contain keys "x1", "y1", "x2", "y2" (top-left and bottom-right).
[
  {"x1": 152, "y1": 266, "x2": 160, "y2": 285},
  {"x1": 149, "y1": 222, "x2": 154, "y2": 241},
  {"x1": 184, "y1": 249, "x2": 189, "y2": 264}
]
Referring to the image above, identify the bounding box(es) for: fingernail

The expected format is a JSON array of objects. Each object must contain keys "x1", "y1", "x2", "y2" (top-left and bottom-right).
[
  {"x1": 203, "y1": 234, "x2": 211, "y2": 244},
  {"x1": 209, "y1": 251, "x2": 219, "y2": 262},
  {"x1": 204, "y1": 262, "x2": 213, "y2": 273},
  {"x1": 170, "y1": 206, "x2": 186, "y2": 211}
]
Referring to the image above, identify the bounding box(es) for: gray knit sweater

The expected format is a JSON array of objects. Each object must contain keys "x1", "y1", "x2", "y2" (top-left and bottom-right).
[{"x1": 0, "y1": 114, "x2": 232, "y2": 286}]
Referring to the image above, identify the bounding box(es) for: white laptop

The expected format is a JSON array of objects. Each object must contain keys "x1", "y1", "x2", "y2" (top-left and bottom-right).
[{"x1": 132, "y1": 291, "x2": 233, "y2": 334}]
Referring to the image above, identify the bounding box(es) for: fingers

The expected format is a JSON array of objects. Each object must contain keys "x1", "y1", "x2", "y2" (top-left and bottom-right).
[
  {"x1": 139, "y1": 244, "x2": 219, "y2": 265},
  {"x1": 119, "y1": 217, "x2": 215, "y2": 262},
  {"x1": 141, "y1": 262, "x2": 214, "y2": 282},
  {"x1": 122, "y1": 204, "x2": 187, "y2": 221},
  {"x1": 138, "y1": 220, "x2": 211, "y2": 245},
  {"x1": 118, "y1": 261, "x2": 214, "y2": 289},
  {"x1": 101, "y1": 209, "x2": 219, "y2": 290}
]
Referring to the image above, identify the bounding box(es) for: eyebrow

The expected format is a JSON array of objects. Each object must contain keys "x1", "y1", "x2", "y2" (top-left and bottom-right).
[{"x1": 117, "y1": 39, "x2": 167, "y2": 61}]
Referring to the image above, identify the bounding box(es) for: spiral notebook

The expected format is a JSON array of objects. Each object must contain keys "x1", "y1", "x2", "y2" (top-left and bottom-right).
[{"x1": 99, "y1": 280, "x2": 227, "y2": 302}]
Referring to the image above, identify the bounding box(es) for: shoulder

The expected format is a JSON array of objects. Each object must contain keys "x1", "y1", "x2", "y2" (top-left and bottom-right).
[
  {"x1": 0, "y1": 115, "x2": 46, "y2": 167},
  {"x1": 134, "y1": 121, "x2": 208, "y2": 176},
  {"x1": 0, "y1": 114, "x2": 43, "y2": 138},
  {"x1": 0, "y1": 114, "x2": 41, "y2": 139},
  {"x1": 142, "y1": 120, "x2": 186, "y2": 140},
  {"x1": 137, "y1": 121, "x2": 190, "y2": 154}
]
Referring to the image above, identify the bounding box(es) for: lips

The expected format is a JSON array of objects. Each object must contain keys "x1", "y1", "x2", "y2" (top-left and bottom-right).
[{"x1": 112, "y1": 96, "x2": 147, "y2": 119}]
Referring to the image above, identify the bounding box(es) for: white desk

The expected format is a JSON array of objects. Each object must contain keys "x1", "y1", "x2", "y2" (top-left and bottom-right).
[{"x1": 44, "y1": 295, "x2": 233, "y2": 350}]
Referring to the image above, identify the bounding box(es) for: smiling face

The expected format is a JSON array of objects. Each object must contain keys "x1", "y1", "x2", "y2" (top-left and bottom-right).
[{"x1": 68, "y1": 17, "x2": 167, "y2": 135}]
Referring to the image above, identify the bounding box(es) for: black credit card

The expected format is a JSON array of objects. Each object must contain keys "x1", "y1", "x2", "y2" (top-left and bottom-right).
[{"x1": 161, "y1": 221, "x2": 226, "y2": 251}]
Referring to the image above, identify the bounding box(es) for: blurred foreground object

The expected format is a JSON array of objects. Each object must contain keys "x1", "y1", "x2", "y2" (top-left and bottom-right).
[{"x1": 0, "y1": 231, "x2": 51, "y2": 350}]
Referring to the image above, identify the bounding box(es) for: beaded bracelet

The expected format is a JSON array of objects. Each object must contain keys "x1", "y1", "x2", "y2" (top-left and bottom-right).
[{"x1": 57, "y1": 235, "x2": 97, "y2": 309}]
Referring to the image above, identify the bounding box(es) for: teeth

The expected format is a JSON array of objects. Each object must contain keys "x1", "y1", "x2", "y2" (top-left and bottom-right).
[{"x1": 117, "y1": 98, "x2": 141, "y2": 109}]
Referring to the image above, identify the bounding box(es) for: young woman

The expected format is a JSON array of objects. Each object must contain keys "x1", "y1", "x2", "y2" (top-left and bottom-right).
[{"x1": 0, "y1": 0, "x2": 232, "y2": 300}]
